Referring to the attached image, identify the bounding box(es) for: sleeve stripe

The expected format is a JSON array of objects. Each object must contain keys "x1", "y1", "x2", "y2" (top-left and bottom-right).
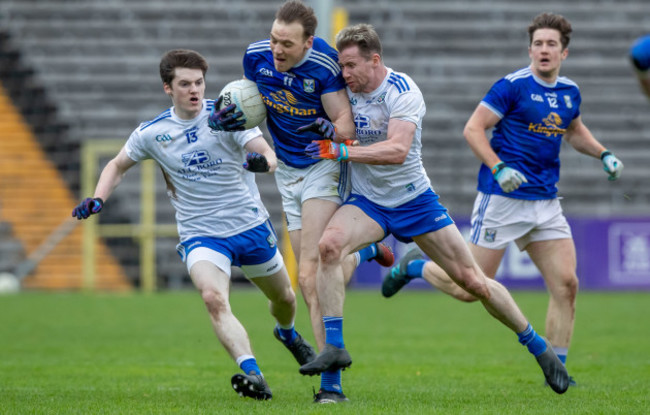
[
  {"x1": 388, "y1": 73, "x2": 410, "y2": 93},
  {"x1": 308, "y1": 50, "x2": 341, "y2": 77},
  {"x1": 479, "y1": 101, "x2": 504, "y2": 119},
  {"x1": 246, "y1": 40, "x2": 271, "y2": 54},
  {"x1": 140, "y1": 109, "x2": 172, "y2": 131}
]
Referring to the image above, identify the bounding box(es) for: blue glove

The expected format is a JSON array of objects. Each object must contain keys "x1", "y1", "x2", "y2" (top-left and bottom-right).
[
  {"x1": 243, "y1": 152, "x2": 270, "y2": 173},
  {"x1": 600, "y1": 150, "x2": 623, "y2": 181},
  {"x1": 492, "y1": 162, "x2": 528, "y2": 193},
  {"x1": 208, "y1": 96, "x2": 246, "y2": 132},
  {"x1": 72, "y1": 197, "x2": 104, "y2": 220},
  {"x1": 296, "y1": 117, "x2": 336, "y2": 139}
]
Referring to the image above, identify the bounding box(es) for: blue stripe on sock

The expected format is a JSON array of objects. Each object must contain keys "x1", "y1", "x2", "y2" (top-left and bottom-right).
[
  {"x1": 357, "y1": 244, "x2": 378, "y2": 263},
  {"x1": 517, "y1": 323, "x2": 547, "y2": 357}
]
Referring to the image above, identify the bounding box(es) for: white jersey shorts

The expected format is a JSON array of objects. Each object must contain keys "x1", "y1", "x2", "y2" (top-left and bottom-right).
[
  {"x1": 274, "y1": 158, "x2": 350, "y2": 231},
  {"x1": 176, "y1": 220, "x2": 284, "y2": 278},
  {"x1": 469, "y1": 192, "x2": 572, "y2": 251}
]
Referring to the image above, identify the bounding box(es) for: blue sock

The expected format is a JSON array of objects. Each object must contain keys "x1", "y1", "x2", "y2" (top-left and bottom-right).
[
  {"x1": 323, "y1": 316, "x2": 344, "y2": 348},
  {"x1": 357, "y1": 244, "x2": 378, "y2": 263},
  {"x1": 321, "y1": 369, "x2": 342, "y2": 393},
  {"x1": 517, "y1": 323, "x2": 547, "y2": 357},
  {"x1": 238, "y1": 356, "x2": 261, "y2": 375},
  {"x1": 406, "y1": 259, "x2": 426, "y2": 279},
  {"x1": 275, "y1": 323, "x2": 297, "y2": 344}
]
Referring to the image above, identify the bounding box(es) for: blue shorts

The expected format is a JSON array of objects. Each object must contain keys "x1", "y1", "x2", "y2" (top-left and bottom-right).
[
  {"x1": 344, "y1": 189, "x2": 455, "y2": 243},
  {"x1": 177, "y1": 220, "x2": 279, "y2": 268}
]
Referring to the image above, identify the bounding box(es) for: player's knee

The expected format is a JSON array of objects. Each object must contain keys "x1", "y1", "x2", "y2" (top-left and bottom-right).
[
  {"x1": 455, "y1": 270, "x2": 490, "y2": 300},
  {"x1": 557, "y1": 273, "x2": 579, "y2": 302},
  {"x1": 200, "y1": 288, "x2": 229, "y2": 315},
  {"x1": 318, "y1": 236, "x2": 343, "y2": 266}
]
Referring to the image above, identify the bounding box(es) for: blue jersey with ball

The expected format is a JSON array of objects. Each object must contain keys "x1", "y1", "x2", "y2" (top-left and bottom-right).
[
  {"x1": 243, "y1": 37, "x2": 346, "y2": 168},
  {"x1": 477, "y1": 66, "x2": 581, "y2": 200}
]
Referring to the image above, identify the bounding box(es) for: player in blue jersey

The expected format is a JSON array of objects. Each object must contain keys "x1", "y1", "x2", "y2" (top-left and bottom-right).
[
  {"x1": 630, "y1": 34, "x2": 650, "y2": 99},
  {"x1": 71, "y1": 49, "x2": 317, "y2": 401},
  {"x1": 381, "y1": 13, "x2": 624, "y2": 387},
  {"x1": 231, "y1": 1, "x2": 393, "y2": 404},
  {"x1": 298, "y1": 23, "x2": 570, "y2": 398}
]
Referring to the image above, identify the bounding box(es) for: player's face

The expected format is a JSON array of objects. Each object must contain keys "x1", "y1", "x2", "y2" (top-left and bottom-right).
[
  {"x1": 528, "y1": 28, "x2": 568, "y2": 81},
  {"x1": 164, "y1": 68, "x2": 205, "y2": 120},
  {"x1": 270, "y1": 20, "x2": 313, "y2": 72},
  {"x1": 338, "y1": 46, "x2": 377, "y2": 93}
]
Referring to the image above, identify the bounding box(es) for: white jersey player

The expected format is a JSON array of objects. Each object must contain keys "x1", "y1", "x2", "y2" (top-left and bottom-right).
[
  {"x1": 296, "y1": 24, "x2": 571, "y2": 396},
  {"x1": 72, "y1": 49, "x2": 316, "y2": 401}
]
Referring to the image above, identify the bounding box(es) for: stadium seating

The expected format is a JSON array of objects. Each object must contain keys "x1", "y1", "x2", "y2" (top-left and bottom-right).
[{"x1": 0, "y1": 0, "x2": 647, "y2": 288}]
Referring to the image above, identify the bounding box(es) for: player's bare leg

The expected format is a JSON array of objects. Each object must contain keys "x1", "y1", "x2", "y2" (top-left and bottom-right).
[
  {"x1": 526, "y1": 239, "x2": 578, "y2": 362},
  {"x1": 292, "y1": 197, "x2": 340, "y2": 351},
  {"x1": 413, "y1": 226, "x2": 569, "y2": 394},
  {"x1": 190, "y1": 261, "x2": 254, "y2": 358},
  {"x1": 300, "y1": 205, "x2": 384, "y2": 375},
  {"x1": 190, "y1": 261, "x2": 273, "y2": 399}
]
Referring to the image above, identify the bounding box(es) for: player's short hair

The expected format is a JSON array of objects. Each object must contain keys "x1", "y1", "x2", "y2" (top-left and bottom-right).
[
  {"x1": 159, "y1": 49, "x2": 208, "y2": 85},
  {"x1": 275, "y1": 0, "x2": 317, "y2": 39},
  {"x1": 336, "y1": 23, "x2": 382, "y2": 60},
  {"x1": 528, "y1": 13, "x2": 572, "y2": 50}
]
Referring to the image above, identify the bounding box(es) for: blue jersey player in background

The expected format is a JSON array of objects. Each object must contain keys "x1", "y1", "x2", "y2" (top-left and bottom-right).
[
  {"x1": 382, "y1": 13, "x2": 624, "y2": 388},
  {"x1": 630, "y1": 34, "x2": 650, "y2": 99}
]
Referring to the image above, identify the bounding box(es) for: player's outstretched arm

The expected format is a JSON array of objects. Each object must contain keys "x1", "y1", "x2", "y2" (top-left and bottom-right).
[
  {"x1": 564, "y1": 116, "x2": 623, "y2": 180},
  {"x1": 72, "y1": 147, "x2": 137, "y2": 219}
]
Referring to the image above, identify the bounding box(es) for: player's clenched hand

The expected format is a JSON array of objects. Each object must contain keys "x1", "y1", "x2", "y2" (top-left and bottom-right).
[
  {"x1": 305, "y1": 140, "x2": 349, "y2": 161},
  {"x1": 72, "y1": 197, "x2": 104, "y2": 220},
  {"x1": 296, "y1": 117, "x2": 336, "y2": 139},
  {"x1": 492, "y1": 162, "x2": 528, "y2": 193},
  {"x1": 600, "y1": 150, "x2": 623, "y2": 181},
  {"x1": 208, "y1": 96, "x2": 246, "y2": 132},
  {"x1": 243, "y1": 152, "x2": 270, "y2": 173}
]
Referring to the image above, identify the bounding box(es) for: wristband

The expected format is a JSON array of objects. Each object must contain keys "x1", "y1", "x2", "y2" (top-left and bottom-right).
[
  {"x1": 491, "y1": 161, "x2": 505, "y2": 176},
  {"x1": 600, "y1": 150, "x2": 612, "y2": 160},
  {"x1": 338, "y1": 143, "x2": 349, "y2": 161}
]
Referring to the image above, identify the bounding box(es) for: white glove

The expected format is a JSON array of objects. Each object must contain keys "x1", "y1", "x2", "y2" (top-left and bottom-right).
[
  {"x1": 600, "y1": 150, "x2": 623, "y2": 181},
  {"x1": 492, "y1": 162, "x2": 528, "y2": 193}
]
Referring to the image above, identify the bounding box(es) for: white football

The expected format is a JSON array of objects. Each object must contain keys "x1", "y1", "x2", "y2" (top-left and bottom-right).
[{"x1": 217, "y1": 79, "x2": 267, "y2": 130}]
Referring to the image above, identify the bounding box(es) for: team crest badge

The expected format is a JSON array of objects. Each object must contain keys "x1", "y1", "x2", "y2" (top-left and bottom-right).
[
  {"x1": 303, "y1": 79, "x2": 315, "y2": 93},
  {"x1": 484, "y1": 229, "x2": 497, "y2": 243},
  {"x1": 563, "y1": 95, "x2": 573, "y2": 109}
]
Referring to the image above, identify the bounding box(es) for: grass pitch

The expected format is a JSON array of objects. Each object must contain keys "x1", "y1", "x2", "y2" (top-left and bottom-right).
[{"x1": 1, "y1": 289, "x2": 649, "y2": 414}]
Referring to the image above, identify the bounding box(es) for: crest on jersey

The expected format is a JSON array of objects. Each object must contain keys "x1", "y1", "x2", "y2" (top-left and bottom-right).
[
  {"x1": 354, "y1": 114, "x2": 370, "y2": 129},
  {"x1": 484, "y1": 229, "x2": 497, "y2": 243},
  {"x1": 182, "y1": 150, "x2": 210, "y2": 167},
  {"x1": 563, "y1": 95, "x2": 573, "y2": 109},
  {"x1": 303, "y1": 79, "x2": 315, "y2": 93}
]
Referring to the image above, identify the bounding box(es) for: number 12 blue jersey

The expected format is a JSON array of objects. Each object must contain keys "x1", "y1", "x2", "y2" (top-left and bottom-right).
[{"x1": 477, "y1": 66, "x2": 582, "y2": 199}]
